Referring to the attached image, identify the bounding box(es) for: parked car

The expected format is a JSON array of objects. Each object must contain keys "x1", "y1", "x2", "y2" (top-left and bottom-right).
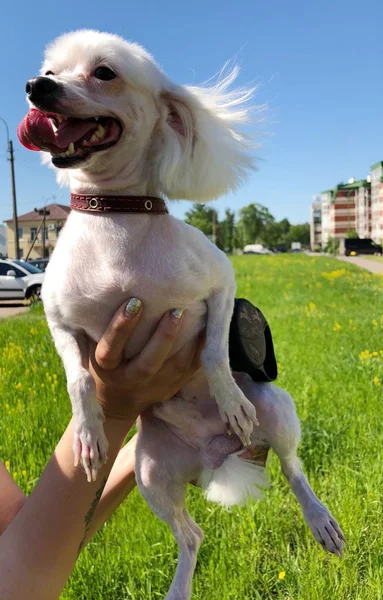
[
  {"x1": 243, "y1": 244, "x2": 274, "y2": 255},
  {"x1": 28, "y1": 258, "x2": 50, "y2": 272},
  {"x1": 341, "y1": 238, "x2": 383, "y2": 256},
  {"x1": 0, "y1": 259, "x2": 45, "y2": 300}
]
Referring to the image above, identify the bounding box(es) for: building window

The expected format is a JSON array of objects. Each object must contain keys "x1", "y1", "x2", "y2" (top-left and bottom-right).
[
  {"x1": 18, "y1": 248, "x2": 24, "y2": 258},
  {"x1": 17, "y1": 227, "x2": 23, "y2": 240},
  {"x1": 30, "y1": 227, "x2": 37, "y2": 241}
]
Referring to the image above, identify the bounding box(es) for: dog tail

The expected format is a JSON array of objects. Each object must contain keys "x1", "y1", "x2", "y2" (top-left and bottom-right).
[{"x1": 197, "y1": 453, "x2": 270, "y2": 508}]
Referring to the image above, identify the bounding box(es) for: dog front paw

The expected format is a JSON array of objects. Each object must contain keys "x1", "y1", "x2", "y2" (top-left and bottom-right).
[
  {"x1": 73, "y1": 418, "x2": 109, "y2": 482},
  {"x1": 218, "y1": 388, "x2": 258, "y2": 446}
]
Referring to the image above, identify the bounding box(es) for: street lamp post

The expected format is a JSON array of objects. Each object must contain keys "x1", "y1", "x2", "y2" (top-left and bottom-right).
[
  {"x1": 0, "y1": 117, "x2": 20, "y2": 259},
  {"x1": 34, "y1": 207, "x2": 51, "y2": 258}
]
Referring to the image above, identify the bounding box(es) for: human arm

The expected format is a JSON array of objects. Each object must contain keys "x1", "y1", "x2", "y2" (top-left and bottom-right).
[{"x1": 0, "y1": 300, "x2": 202, "y2": 600}]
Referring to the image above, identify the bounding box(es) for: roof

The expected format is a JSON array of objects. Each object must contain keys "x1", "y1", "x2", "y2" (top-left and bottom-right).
[
  {"x1": 321, "y1": 179, "x2": 370, "y2": 198},
  {"x1": 370, "y1": 161, "x2": 383, "y2": 171},
  {"x1": 5, "y1": 204, "x2": 71, "y2": 223}
]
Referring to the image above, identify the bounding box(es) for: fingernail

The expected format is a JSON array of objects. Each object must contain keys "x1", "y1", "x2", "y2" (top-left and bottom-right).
[
  {"x1": 171, "y1": 308, "x2": 184, "y2": 320},
  {"x1": 125, "y1": 298, "x2": 142, "y2": 317}
]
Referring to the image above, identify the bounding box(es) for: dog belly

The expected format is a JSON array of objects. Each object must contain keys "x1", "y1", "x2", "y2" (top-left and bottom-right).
[{"x1": 154, "y1": 371, "x2": 270, "y2": 457}]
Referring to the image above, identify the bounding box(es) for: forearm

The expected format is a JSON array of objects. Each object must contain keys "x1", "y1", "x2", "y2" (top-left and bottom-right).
[
  {"x1": 0, "y1": 416, "x2": 134, "y2": 600},
  {"x1": 0, "y1": 462, "x2": 26, "y2": 536},
  {"x1": 84, "y1": 435, "x2": 137, "y2": 543}
]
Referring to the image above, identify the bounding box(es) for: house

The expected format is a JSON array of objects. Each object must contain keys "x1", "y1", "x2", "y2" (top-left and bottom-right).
[
  {"x1": 5, "y1": 204, "x2": 71, "y2": 259},
  {"x1": 0, "y1": 224, "x2": 6, "y2": 257}
]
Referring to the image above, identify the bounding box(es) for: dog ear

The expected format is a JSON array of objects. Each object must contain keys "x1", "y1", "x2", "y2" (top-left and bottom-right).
[{"x1": 152, "y1": 69, "x2": 256, "y2": 202}]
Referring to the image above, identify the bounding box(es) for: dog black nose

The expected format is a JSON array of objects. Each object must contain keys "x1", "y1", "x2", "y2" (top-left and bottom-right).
[{"x1": 26, "y1": 77, "x2": 58, "y2": 100}]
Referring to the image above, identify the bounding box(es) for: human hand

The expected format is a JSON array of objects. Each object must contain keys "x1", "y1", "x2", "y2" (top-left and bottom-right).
[{"x1": 89, "y1": 299, "x2": 204, "y2": 420}]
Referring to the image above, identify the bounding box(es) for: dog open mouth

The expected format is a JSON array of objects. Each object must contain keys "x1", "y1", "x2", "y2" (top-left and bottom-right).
[{"x1": 17, "y1": 109, "x2": 122, "y2": 168}]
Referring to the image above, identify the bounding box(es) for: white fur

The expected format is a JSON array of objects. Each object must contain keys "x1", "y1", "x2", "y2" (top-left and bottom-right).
[
  {"x1": 39, "y1": 29, "x2": 257, "y2": 200},
  {"x1": 198, "y1": 453, "x2": 269, "y2": 507}
]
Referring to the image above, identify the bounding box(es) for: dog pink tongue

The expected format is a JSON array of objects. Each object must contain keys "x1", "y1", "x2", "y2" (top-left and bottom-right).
[
  {"x1": 18, "y1": 109, "x2": 56, "y2": 151},
  {"x1": 17, "y1": 109, "x2": 97, "y2": 153}
]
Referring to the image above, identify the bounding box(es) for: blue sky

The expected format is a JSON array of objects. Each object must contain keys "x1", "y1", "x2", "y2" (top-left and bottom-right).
[{"x1": 0, "y1": 0, "x2": 382, "y2": 225}]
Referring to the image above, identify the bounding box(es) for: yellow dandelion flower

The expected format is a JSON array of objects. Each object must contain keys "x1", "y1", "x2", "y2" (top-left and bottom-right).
[
  {"x1": 333, "y1": 322, "x2": 342, "y2": 331},
  {"x1": 5, "y1": 460, "x2": 10, "y2": 472},
  {"x1": 278, "y1": 571, "x2": 286, "y2": 580},
  {"x1": 372, "y1": 319, "x2": 378, "y2": 327},
  {"x1": 15, "y1": 382, "x2": 23, "y2": 390},
  {"x1": 13, "y1": 472, "x2": 18, "y2": 478},
  {"x1": 42, "y1": 427, "x2": 47, "y2": 434},
  {"x1": 22, "y1": 470, "x2": 27, "y2": 477},
  {"x1": 373, "y1": 377, "x2": 381, "y2": 386}
]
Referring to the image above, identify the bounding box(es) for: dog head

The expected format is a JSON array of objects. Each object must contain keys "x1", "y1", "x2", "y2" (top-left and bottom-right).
[{"x1": 18, "y1": 30, "x2": 256, "y2": 201}]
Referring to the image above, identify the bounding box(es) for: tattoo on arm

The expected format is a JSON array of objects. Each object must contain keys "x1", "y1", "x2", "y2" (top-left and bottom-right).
[{"x1": 77, "y1": 477, "x2": 107, "y2": 556}]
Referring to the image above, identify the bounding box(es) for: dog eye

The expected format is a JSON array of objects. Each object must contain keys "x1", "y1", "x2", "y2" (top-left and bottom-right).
[
  {"x1": 94, "y1": 67, "x2": 116, "y2": 81},
  {"x1": 45, "y1": 71, "x2": 55, "y2": 76}
]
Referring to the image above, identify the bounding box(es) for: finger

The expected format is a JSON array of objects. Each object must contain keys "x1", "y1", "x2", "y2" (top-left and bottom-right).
[
  {"x1": 124, "y1": 308, "x2": 185, "y2": 381},
  {"x1": 95, "y1": 298, "x2": 142, "y2": 369}
]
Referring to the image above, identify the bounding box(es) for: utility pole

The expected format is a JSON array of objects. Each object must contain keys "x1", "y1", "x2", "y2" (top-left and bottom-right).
[
  {"x1": 0, "y1": 117, "x2": 20, "y2": 259},
  {"x1": 34, "y1": 207, "x2": 50, "y2": 258},
  {"x1": 212, "y1": 209, "x2": 217, "y2": 245},
  {"x1": 9, "y1": 141, "x2": 20, "y2": 259}
]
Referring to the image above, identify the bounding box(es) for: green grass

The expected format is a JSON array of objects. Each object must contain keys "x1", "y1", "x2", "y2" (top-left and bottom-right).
[{"x1": 1, "y1": 255, "x2": 383, "y2": 600}]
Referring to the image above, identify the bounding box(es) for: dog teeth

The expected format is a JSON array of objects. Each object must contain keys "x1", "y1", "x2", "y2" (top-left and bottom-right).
[
  {"x1": 95, "y1": 124, "x2": 106, "y2": 139},
  {"x1": 66, "y1": 142, "x2": 75, "y2": 155},
  {"x1": 90, "y1": 134, "x2": 97, "y2": 143}
]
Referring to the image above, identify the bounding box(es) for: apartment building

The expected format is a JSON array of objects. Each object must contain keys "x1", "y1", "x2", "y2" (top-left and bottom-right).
[
  {"x1": 5, "y1": 204, "x2": 70, "y2": 259},
  {"x1": 311, "y1": 160, "x2": 382, "y2": 249},
  {"x1": 370, "y1": 161, "x2": 383, "y2": 242},
  {"x1": 310, "y1": 197, "x2": 322, "y2": 249}
]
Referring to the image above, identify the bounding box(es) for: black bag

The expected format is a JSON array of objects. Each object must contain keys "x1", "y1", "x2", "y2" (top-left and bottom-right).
[{"x1": 229, "y1": 298, "x2": 278, "y2": 382}]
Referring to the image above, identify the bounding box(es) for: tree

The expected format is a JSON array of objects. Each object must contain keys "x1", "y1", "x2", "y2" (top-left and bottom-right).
[
  {"x1": 184, "y1": 203, "x2": 214, "y2": 237},
  {"x1": 220, "y1": 209, "x2": 235, "y2": 254},
  {"x1": 236, "y1": 203, "x2": 274, "y2": 247},
  {"x1": 259, "y1": 218, "x2": 291, "y2": 248},
  {"x1": 346, "y1": 229, "x2": 359, "y2": 239},
  {"x1": 286, "y1": 223, "x2": 310, "y2": 246},
  {"x1": 184, "y1": 203, "x2": 223, "y2": 249}
]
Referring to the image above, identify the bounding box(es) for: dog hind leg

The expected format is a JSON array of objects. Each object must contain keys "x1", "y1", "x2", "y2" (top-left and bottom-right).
[
  {"x1": 137, "y1": 469, "x2": 203, "y2": 600},
  {"x1": 136, "y1": 420, "x2": 204, "y2": 600},
  {"x1": 246, "y1": 382, "x2": 346, "y2": 556}
]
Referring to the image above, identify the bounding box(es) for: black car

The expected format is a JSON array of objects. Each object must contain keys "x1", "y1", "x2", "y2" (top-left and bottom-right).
[
  {"x1": 343, "y1": 238, "x2": 382, "y2": 256},
  {"x1": 27, "y1": 258, "x2": 50, "y2": 272}
]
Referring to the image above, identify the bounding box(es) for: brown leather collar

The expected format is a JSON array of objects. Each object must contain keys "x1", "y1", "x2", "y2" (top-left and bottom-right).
[{"x1": 70, "y1": 193, "x2": 168, "y2": 214}]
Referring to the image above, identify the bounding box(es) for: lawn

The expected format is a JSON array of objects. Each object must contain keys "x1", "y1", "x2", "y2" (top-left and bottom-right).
[{"x1": 1, "y1": 254, "x2": 383, "y2": 600}]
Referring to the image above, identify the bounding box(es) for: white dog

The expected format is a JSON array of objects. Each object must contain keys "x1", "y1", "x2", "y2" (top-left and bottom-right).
[{"x1": 18, "y1": 30, "x2": 345, "y2": 600}]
